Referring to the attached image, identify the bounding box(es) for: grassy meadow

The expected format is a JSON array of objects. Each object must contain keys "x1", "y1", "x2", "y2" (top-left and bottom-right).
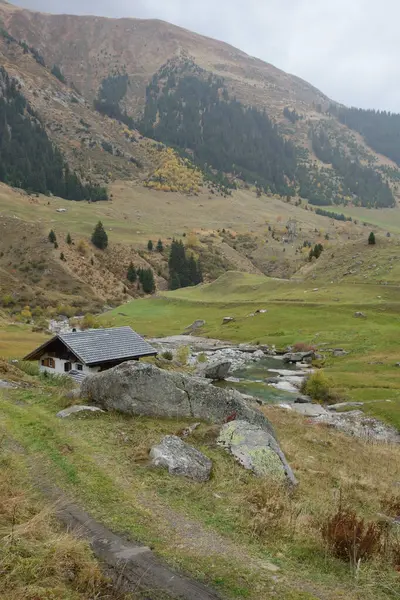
[
  {"x1": 104, "y1": 272, "x2": 400, "y2": 427},
  {"x1": 1, "y1": 378, "x2": 400, "y2": 600}
]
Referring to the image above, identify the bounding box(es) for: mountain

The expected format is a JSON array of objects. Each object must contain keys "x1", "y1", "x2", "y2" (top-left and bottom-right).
[{"x1": 0, "y1": 1, "x2": 399, "y2": 208}]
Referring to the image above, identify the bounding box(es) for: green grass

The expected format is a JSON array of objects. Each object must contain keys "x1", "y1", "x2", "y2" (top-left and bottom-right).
[
  {"x1": 105, "y1": 272, "x2": 400, "y2": 427},
  {"x1": 2, "y1": 385, "x2": 400, "y2": 600}
]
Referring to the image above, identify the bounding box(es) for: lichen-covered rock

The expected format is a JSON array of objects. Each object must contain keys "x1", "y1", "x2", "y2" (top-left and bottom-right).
[
  {"x1": 217, "y1": 420, "x2": 297, "y2": 485},
  {"x1": 81, "y1": 362, "x2": 276, "y2": 437},
  {"x1": 150, "y1": 435, "x2": 212, "y2": 482}
]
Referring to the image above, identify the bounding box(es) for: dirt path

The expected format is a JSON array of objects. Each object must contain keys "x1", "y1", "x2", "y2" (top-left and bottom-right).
[{"x1": 54, "y1": 496, "x2": 222, "y2": 600}]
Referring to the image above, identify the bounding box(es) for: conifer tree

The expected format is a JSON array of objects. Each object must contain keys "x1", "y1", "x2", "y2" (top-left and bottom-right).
[
  {"x1": 368, "y1": 232, "x2": 376, "y2": 245},
  {"x1": 48, "y1": 230, "x2": 56, "y2": 244},
  {"x1": 156, "y1": 239, "x2": 164, "y2": 253},
  {"x1": 91, "y1": 221, "x2": 108, "y2": 250},
  {"x1": 147, "y1": 240, "x2": 153, "y2": 252},
  {"x1": 142, "y1": 268, "x2": 155, "y2": 294},
  {"x1": 66, "y1": 233, "x2": 72, "y2": 245},
  {"x1": 127, "y1": 262, "x2": 137, "y2": 283}
]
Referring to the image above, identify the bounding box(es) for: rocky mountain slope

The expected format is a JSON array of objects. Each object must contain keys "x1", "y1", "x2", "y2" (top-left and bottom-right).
[{"x1": 0, "y1": 1, "x2": 399, "y2": 206}]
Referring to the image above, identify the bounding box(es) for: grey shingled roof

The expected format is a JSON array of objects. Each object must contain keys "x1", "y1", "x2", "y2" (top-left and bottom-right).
[{"x1": 59, "y1": 327, "x2": 157, "y2": 365}]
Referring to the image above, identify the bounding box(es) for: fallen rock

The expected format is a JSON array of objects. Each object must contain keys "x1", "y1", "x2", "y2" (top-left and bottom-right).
[
  {"x1": 287, "y1": 403, "x2": 329, "y2": 417},
  {"x1": 253, "y1": 349, "x2": 266, "y2": 359},
  {"x1": 327, "y1": 402, "x2": 364, "y2": 412},
  {"x1": 150, "y1": 435, "x2": 212, "y2": 482},
  {"x1": 295, "y1": 395, "x2": 312, "y2": 404},
  {"x1": 82, "y1": 362, "x2": 277, "y2": 438},
  {"x1": 315, "y1": 411, "x2": 400, "y2": 443},
  {"x1": 282, "y1": 351, "x2": 315, "y2": 364},
  {"x1": 57, "y1": 405, "x2": 105, "y2": 418},
  {"x1": 223, "y1": 317, "x2": 235, "y2": 324},
  {"x1": 332, "y1": 349, "x2": 349, "y2": 357},
  {"x1": 201, "y1": 359, "x2": 231, "y2": 381},
  {"x1": 184, "y1": 320, "x2": 206, "y2": 334},
  {"x1": 218, "y1": 420, "x2": 297, "y2": 485},
  {"x1": 354, "y1": 312, "x2": 367, "y2": 319}
]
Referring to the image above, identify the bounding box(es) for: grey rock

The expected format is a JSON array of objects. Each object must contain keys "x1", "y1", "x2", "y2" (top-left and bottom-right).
[
  {"x1": 150, "y1": 435, "x2": 212, "y2": 482},
  {"x1": 184, "y1": 320, "x2": 206, "y2": 334},
  {"x1": 81, "y1": 362, "x2": 277, "y2": 438},
  {"x1": 57, "y1": 405, "x2": 105, "y2": 418},
  {"x1": 290, "y1": 403, "x2": 328, "y2": 417},
  {"x1": 253, "y1": 350, "x2": 266, "y2": 359},
  {"x1": 332, "y1": 349, "x2": 349, "y2": 357},
  {"x1": 218, "y1": 420, "x2": 297, "y2": 485},
  {"x1": 327, "y1": 402, "x2": 364, "y2": 412},
  {"x1": 354, "y1": 312, "x2": 367, "y2": 318},
  {"x1": 266, "y1": 377, "x2": 281, "y2": 384},
  {"x1": 64, "y1": 388, "x2": 82, "y2": 401},
  {"x1": 295, "y1": 395, "x2": 312, "y2": 404},
  {"x1": 201, "y1": 359, "x2": 231, "y2": 381},
  {"x1": 282, "y1": 351, "x2": 315, "y2": 364},
  {"x1": 223, "y1": 317, "x2": 235, "y2": 324}
]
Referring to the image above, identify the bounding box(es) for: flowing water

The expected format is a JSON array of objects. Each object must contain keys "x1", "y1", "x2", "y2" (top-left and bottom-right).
[{"x1": 217, "y1": 356, "x2": 306, "y2": 404}]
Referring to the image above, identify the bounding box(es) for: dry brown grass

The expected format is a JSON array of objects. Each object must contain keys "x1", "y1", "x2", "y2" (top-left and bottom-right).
[{"x1": 0, "y1": 442, "x2": 128, "y2": 600}]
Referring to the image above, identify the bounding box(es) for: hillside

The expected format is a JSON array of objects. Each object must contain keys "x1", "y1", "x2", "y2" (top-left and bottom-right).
[{"x1": 0, "y1": 2, "x2": 399, "y2": 208}]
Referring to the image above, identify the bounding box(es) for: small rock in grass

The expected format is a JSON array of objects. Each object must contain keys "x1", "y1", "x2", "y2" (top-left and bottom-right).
[
  {"x1": 57, "y1": 405, "x2": 105, "y2": 418},
  {"x1": 150, "y1": 435, "x2": 212, "y2": 482}
]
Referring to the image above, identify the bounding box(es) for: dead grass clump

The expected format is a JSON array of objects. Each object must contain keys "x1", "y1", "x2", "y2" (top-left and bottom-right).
[
  {"x1": 381, "y1": 493, "x2": 400, "y2": 519},
  {"x1": 0, "y1": 447, "x2": 117, "y2": 600},
  {"x1": 292, "y1": 342, "x2": 316, "y2": 353},
  {"x1": 244, "y1": 482, "x2": 290, "y2": 539},
  {"x1": 321, "y1": 508, "x2": 382, "y2": 566}
]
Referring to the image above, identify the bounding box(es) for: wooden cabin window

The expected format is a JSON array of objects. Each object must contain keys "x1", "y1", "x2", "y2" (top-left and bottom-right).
[
  {"x1": 41, "y1": 357, "x2": 55, "y2": 369},
  {"x1": 76, "y1": 364, "x2": 83, "y2": 371}
]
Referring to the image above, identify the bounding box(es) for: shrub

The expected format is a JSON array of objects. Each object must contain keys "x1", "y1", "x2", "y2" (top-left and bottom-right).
[
  {"x1": 81, "y1": 313, "x2": 101, "y2": 330},
  {"x1": 292, "y1": 342, "x2": 316, "y2": 353},
  {"x1": 1, "y1": 294, "x2": 14, "y2": 307},
  {"x1": 77, "y1": 239, "x2": 88, "y2": 255},
  {"x1": 48, "y1": 229, "x2": 56, "y2": 244},
  {"x1": 244, "y1": 482, "x2": 288, "y2": 539},
  {"x1": 301, "y1": 370, "x2": 334, "y2": 403},
  {"x1": 321, "y1": 509, "x2": 382, "y2": 566},
  {"x1": 197, "y1": 353, "x2": 208, "y2": 363},
  {"x1": 161, "y1": 350, "x2": 173, "y2": 361},
  {"x1": 176, "y1": 345, "x2": 190, "y2": 365}
]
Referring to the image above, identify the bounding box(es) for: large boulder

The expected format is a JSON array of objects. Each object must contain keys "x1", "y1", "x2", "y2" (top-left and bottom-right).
[
  {"x1": 218, "y1": 420, "x2": 297, "y2": 486},
  {"x1": 282, "y1": 351, "x2": 315, "y2": 364},
  {"x1": 150, "y1": 435, "x2": 212, "y2": 482},
  {"x1": 201, "y1": 359, "x2": 231, "y2": 381},
  {"x1": 82, "y1": 362, "x2": 276, "y2": 437}
]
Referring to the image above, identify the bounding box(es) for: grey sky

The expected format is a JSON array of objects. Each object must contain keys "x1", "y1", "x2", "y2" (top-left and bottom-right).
[{"x1": 11, "y1": 0, "x2": 400, "y2": 112}]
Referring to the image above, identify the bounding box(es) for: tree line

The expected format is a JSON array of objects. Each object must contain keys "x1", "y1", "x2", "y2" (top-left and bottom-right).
[
  {"x1": 139, "y1": 62, "x2": 297, "y2": 195},
  {"x1": 0, "y1": 67, "x2": 108, "y2": 201}
]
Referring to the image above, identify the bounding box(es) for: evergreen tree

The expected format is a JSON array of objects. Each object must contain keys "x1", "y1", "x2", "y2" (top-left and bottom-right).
[
  {"x1": 156, "y1": 239, "x2": 164, "y2": 253},
  {"x1": 168, "y1": 239, "x2": 203, "y2": 290},
  {"x1": 91, "y1": 221, "x2": 108, "y2": 250},
  {"x1": 368, "y1": 232, "x2": 376, "y2": 245},
  {"x1": 147, "y1": 240, "x2": 153, "y2": 252},
  {"x1": 142, "y1": 268, "x2": 155, "y2": 294},
  {"x1": 66, "y1": 232, "x2": 72, "y2": 245},
  {"x1": 127, "y1": 262, "x2": 137, "y2": 283},
  {"x1": 51, "y1": 64, "x2": 66, "y2": 84},
  {"x1": 48, "y1": 230, "x2": 56, "y2": 244},
  {"x1": 60, "y1": 252, "x2": 65, "y2": 261}
]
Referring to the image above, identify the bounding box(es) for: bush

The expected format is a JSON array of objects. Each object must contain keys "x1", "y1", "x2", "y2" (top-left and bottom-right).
[
  {"x1": 301, "y1": 371, "x2": 334, "y2": 403},
  {"x1": 161, "y1": 350, "x2": 173, "y2": 361},
  {"x1": 197, "y1": 353, "x2": 208, "y2": 363},
  {"x1": 176, "y1": 345, "x2": 190, "y2": 365},
  {"x1": 292, "y1": 342, "x2": 316, "y2": 353},
  {"x1": 321, "y1": 508, "x2": 382, "y2": 566},
  {"x1": 81, "y1": 313, "x2": 101, "y2": 330}
]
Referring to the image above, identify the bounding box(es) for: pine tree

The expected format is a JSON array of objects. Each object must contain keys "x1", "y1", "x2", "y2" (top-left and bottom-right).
[
  {"x1": 156, "y1": 239, "x2": 164, "y2": 253},
  {"x1": 91, "y1": 221, "x2": 108, "y2": 250},
  {"x1": 60, "y1": 252, "x2": 65, "y2": 261},
  {"x1": 147, "y1": 240, "x2": 153, "y2": 252},
  {"x1": 141, "y1": 268, "x2": 155, "y2": 294},
  {"x1": 48, "y1": 230, "x2": 56, "y2": 244},
  {"x1": 127, "y1": 262, "x2": 137, "y2": 283},
  {"x1": 66, "y1": 232, "x2": 72, "y2": 245},
  {"x1": 368, "y1": 232, "x2": 376, "y2": 245}
]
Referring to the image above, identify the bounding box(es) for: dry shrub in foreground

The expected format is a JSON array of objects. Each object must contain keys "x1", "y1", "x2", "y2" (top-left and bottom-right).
[
  {"x1": 292, "y1": 342, "x2": 316, "y2": 353},
  {"x1": 321, "y1": 508, "x2": 382, "y2": 567},
  {"x1": 244, "y1": 482, "x2": 293, "y2": 539}
]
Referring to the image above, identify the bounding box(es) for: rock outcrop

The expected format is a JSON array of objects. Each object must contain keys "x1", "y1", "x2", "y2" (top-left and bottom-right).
[
  {"x1": 57, "y1": 405, "x2": 105, "y2": 418},
  {"x1": 282, "y1": 351, "x2": 315, "y2": 364},
  {"x1": 218, "y1": 420, "x2": 297, "y2": 485},
  {"x1": 81, "y1": 362, "x2": 276, "y2": 438},
  {"x1": 150, "y1": 435, "x2": 212, "y2": 482},
  {"x1": 200, "y1": 359, "x2": 231, "y2": 381}
]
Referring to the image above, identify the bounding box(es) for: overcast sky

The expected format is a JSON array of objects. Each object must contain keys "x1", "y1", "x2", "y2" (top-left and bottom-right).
[{"x1": 11, "y1": 0, "x2": 400, "y2": 112}]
